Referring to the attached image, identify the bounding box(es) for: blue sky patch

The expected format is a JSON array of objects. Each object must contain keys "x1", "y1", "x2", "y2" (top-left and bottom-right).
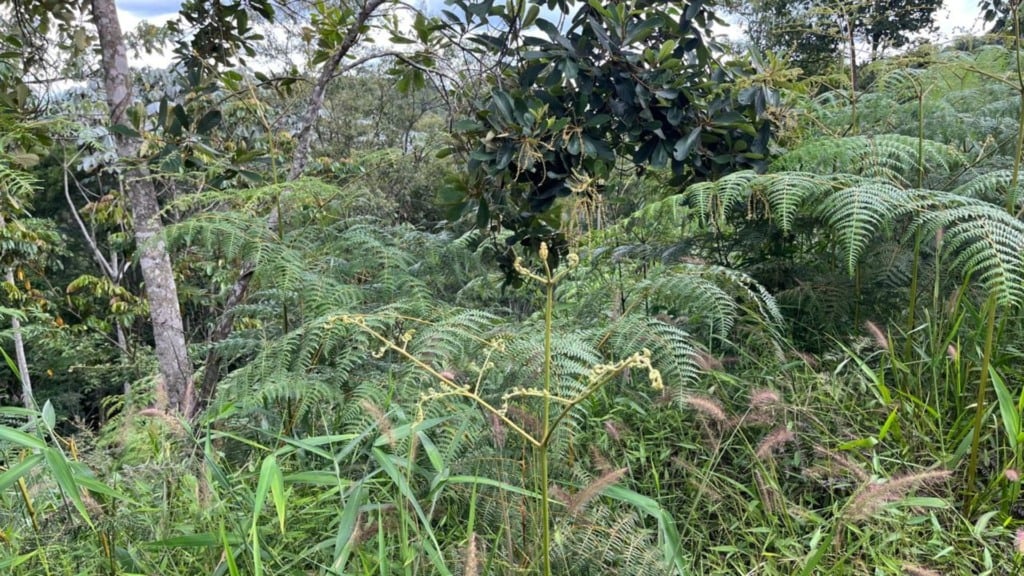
[{"x1": 119, "y1": 0, "x2": 180, "y2": 18}]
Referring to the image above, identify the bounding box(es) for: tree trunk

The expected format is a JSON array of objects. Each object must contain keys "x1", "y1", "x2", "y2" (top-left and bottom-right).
[
  {"x1": 199, "y1": 0, "x2": 389, "y2": 409},
  {"x1": 287, "y1": 0, "x2": 389, "y2": 182},
  {"x1": 6, "y1": 274, "x2": 33, "y2": 409},
  {"x1": 91, "y1": 0, "x2": 195, "y2": 416},
  {"x1": 1, "y1": 221, "x2": 34, "y2": 410}
]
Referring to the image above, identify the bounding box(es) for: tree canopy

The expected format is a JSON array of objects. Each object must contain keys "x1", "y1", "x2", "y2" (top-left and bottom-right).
[
  {"x1": 732, "y1": 0, "x2": 944, "y2": 75},
  {"x1": 424, "y1": 0, "x2": 775, "y2": 277}
]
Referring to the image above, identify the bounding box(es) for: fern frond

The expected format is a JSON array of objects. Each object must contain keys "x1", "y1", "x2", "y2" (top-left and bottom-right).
[
  {"x1": 876, "y1": 68, "x2": 928, "y2": 104},
  {"x1": 684, "y1": 170, "x2": 760, "y2": 226},
  {"x1": 911, "y1": 202, "x2": 1024, "y2": 307},
  {"x1": 405, "y1": 308, "x2": 503, "y2": 371},
  {"x1": 952, "y1": 170, "x2": 1024, "y2": 211},
  {"x1": 553, "y1": 501, "x2": 670, "y2": 575},
  {"x1": 598, "y1": 316, "x2": 700, "y2": 401},
  {"x1": 776, "y1": 134, "x2": 962, "y2": 187},
  {"x1": 0, "y1": 160, "x2": 38, "y2": 209},
  {"x1": 816, "y1": 179, "x2": 911, "y2": 275},
  {"x1": 631, "y1": 264, "x2": 782, "y2": 340},
  {"x1": 166, "y1": 210, "x2": 273, "y2": 264}
]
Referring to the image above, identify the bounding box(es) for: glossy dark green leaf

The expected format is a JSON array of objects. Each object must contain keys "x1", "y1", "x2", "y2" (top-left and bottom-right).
[
  {"x1": 673, "y1": 127, "x2": 702, "y2": 161},
  {"x1": 195, "y1": 110, "x2": 222, "y2": 135},
  {"x1": 476, "y1": 198, "x2": 490, "y2": 229},
  {"x1": 109, "y1": 124, "x2": 140, "y2": 139}
]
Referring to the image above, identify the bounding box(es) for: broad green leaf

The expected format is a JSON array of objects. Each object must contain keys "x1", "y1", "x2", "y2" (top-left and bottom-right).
[
  {"x1": 330, "y1": 482, "x2": 366, "y2": 571},
  {"x1": 990, "y1": 366, "x2": 1019, "y2": 451},
  {"x1": 146, "y1": 533, "x2": 242, "y2": 548},
  {"x1": 445, "y1": 476, "x2": 540, "y2": 500},
  {"x1": 221, "y1": 523, "x2": 242, "y2": 576},
  {"x1": 372, "y1": 448, "x2": 453, "y2": 575},
  {"x1": 0, "y1": 452, "x2": 44, "y2": 492},
  {"x1": 285, "y1": 471, "x2": 350, "y2": 486},
  {"x1": 0, "y1": 424, "x2": 46, "y2": 450},
  {"x1": 43, "y1": 447, "x2": 93, "y2": 528},
  {"x1": 604, "y1": 486, "x2": 688, "y2": 574},
  {"x1": 41, "y1": 400, "x2": 55, "y2": 430},
  {"x1": 0, "y1": 550, "x2": 39, "y2": 569},
  {"x1": 673, "y1": 127, "x2": 701, "y2": 161}
]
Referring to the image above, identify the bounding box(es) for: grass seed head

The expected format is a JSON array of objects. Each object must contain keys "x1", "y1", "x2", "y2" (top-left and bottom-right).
[
  {"x1": 756, "y1": 427, "x2": 796, "y2": 461},
  {"x1": 682, "y1": 394, "x2": 728, "y2": 423}
]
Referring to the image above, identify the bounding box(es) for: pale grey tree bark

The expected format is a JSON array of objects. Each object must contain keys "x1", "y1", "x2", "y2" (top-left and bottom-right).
[
  {"x1": 91, "y1": 0, "x2": 195, "y2": 415},
  {"x1": 286, "y1": 0, "x2": 390, "y2": 181},
  {"x1": 4, "y1": 268, "x2": 33, "y2": 410},
  {"x1": 0, "y1": 213, "x2": 35, "y2": 410}
]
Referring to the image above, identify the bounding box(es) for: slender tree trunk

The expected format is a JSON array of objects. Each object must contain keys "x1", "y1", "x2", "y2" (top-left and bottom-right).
[
  {"x1": 199, "y1": 0, "x2": 389, "y2": 410},
  {"x1": 845, "y1": 11, "x2": 859, "y2": 135},
  {"x1": 286, "y1": 0, "x2": 389, "y2": 182},
  {"x1": 0, "y1": 211, "x2": 33, "y2": 408},
  {"x1": 6, "y1": 273, "x2": 33, "y2": 409},
  {"x1": 91, "y1": 0, "x2": 194, "y2": 416},
  {"x1": 2, "y1": 274, "x2": 33, "y2": 411}
]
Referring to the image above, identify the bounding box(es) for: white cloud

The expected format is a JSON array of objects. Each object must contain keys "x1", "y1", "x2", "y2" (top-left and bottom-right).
[
  {"x1": 719, "y1": 1, "x2": 987, "y2": 45},
  {"x1": 118, "y1": 1, "x2": 179, "y2": 68},
  {"x1": 118, "y1": 0, "x2": 180, "y2": 17},
  {"x1": 936, "y1": 0, "x2": 986, "y2": 39}
]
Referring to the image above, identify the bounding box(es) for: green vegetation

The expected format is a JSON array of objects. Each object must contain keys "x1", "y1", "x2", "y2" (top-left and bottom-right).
[{"x1": 3, "y1": 0, "x2": 1024, "y2": 574}]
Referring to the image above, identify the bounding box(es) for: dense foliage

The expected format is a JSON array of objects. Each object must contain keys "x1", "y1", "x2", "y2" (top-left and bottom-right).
[
  {"x1": 3, "y1": 1, "x2": 1024, "y2": 575},
  {"x1": 730, "y1": 0, "x2": 944, "y2": 75}
]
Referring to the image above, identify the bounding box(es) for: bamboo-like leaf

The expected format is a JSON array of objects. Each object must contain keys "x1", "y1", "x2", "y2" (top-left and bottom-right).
[
  {"x1": 43, "y1": 447, "x2": 93, "y2": 529},
  {"x1": 0, "y1": 424, "x2": 46, "y2": 450},
  {"x1": 0, "y1": 550, "x2": 39, "y2": 570},
  {"x1": 146, "y1": 533, "x2": 242, "y2": 548},
  {"x1": 330, "y1": 482, "x2": 366, "y2": 571},
  {"x1": 250, "y1": 454, "x2": 281, "y2": 576},
  {"x1": 221, "y1": 523, "x2": 243, "y2": 576},
  {"x1": 0, "y1": 452, "x2": 43, "y2": 492},
  {"x1": 41, "y1": 400, "x2": 55, "y2": 430},
  {"x1": 444, "y1": 475, "x2": 542, "y2": 500},
  {"x1": 990, "y1": 366, "x2": 1019, "y2": 452},
  {"x1": 604, "y1": 485, "x2": 689, "y2": 575},
  {"x1": 371, "y1": 448, "x2": 453, "y2": 575},
  {"x1": 254, "y1": 454, "x2": 286, "y2": 534}
]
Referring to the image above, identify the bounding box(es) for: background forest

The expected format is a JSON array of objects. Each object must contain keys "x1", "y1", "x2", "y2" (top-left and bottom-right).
[{"x1": 2, "y1": 0, "x2": 1024, "y2": 574}]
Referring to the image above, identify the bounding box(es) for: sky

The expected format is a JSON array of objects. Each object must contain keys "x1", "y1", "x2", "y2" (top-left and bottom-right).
[
  {"x1": 919, "y1": 0, "x2": 983, "y2": 38},
  {"x1": 117, "y1": 0, "x2": 988, "y2": 30},
  {"x1": 116, "y1": 0, "x2": 990, "y2": 67},
  {"x1": 117, "y1": 0, "x2": 180, "y2": 18}
]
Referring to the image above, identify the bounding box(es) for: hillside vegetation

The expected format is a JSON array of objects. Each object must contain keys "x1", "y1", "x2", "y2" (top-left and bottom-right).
[{"x1": 2, "y1": 1, "x2": 1024, "y2": 574}]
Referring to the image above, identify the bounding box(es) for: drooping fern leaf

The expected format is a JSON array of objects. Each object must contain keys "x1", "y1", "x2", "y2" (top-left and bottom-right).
[
  {"x1": 775, "y1": 134, "x2": 963, "y2": 187},
  {"x1": 596, "y1": 316, "x2": 700, "y2": 403},
  {"x1": 815, "y1": 179, "x2": 912, "y2": 275},
  {"x1": 910, "y1": 200, "x2": 1024, "y2": 308},
  {"x1": 952, "y1": 169, "x2": 1024, "y2": 212},
  {"x1": 683, "y1": 170, "x2": 828, "y2": 233}
]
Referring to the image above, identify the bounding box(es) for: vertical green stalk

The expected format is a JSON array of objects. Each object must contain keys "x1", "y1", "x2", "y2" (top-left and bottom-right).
[
  {"x1": 917, "y1": 89, "x2": 926, "y2": 190},
  {"x1": 538, "y1": 249, "x2": 554, "y2": 576},
  {"x1": 965, "y1": 292, "x2": 998, "y2": 514},
  {"x1": 1012, "y1": 1, "x2": 1024, "y2": 214},
  {"x1": 932, "y1": 232, "x2": 945, "y2": 326},
  {"x1": 905, "y1": 85, "x2": 926, "y2": 361},
  {"x1": 853, "y1": 263, "x2": 862, "y2": 326},
  {"x1": 18, "y1": 476, "x2": 39, "y2": 533},
  {"x1": 905, "y1": 230, "x2": 922, "y2": 361},
  {"x1": 845, "y1": 8, "x2": 859, "y2": 135}
]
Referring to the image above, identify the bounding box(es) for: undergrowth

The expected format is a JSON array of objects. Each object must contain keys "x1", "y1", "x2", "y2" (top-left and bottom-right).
[{"x1": 5, "y1": 33, "x2": 1024, "y2": 576}]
